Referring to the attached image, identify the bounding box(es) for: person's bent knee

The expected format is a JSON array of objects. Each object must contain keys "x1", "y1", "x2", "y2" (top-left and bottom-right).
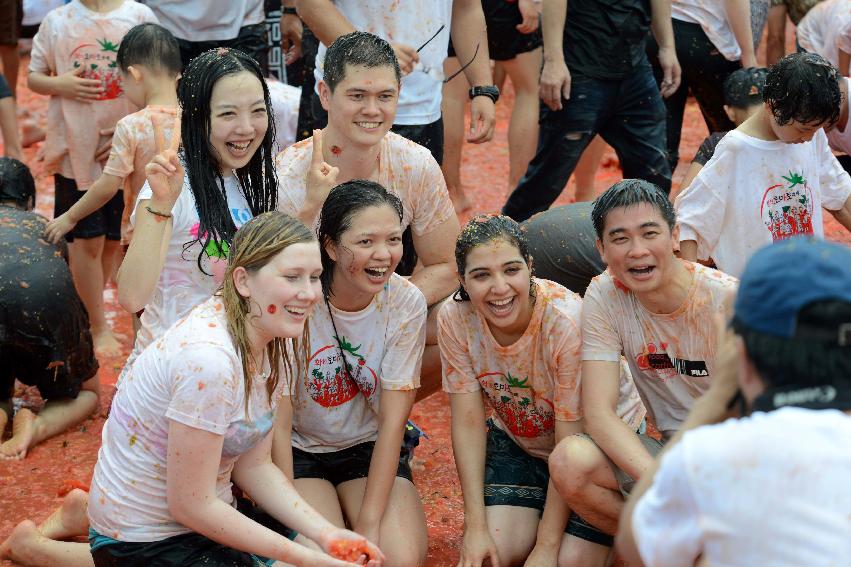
[{"x1": 550, "y1": 435, "x2": 602, "y2": 498}]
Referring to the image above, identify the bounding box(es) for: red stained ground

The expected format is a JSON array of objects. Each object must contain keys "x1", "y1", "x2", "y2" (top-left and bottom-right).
[{"x1": 2, "y1": 44, "x2": 849, "y2": 567}]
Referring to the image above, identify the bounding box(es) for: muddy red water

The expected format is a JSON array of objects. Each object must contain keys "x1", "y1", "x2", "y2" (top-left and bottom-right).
[{"x1": 2, "y1": 45, "x2": 849, "y2": 567}]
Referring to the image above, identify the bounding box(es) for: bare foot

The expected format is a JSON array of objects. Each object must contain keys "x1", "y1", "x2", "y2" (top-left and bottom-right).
[
  {"x1": 448, "y1": 189, "x2": 473, "y2": 214},
  {"x1": 0, "y1": 520, "x2": 40, "y2": 563},
  {"x1": 21, "y1": 119, "x2": 46, "y2": 148},
  {"x1": 0, "y1": 408, "x2": 36, "y2": 460},
  {"x1": 40, "y1": 489, "x2": 90, "y2": 540},
  {"x1": 93, "y1": 329, "x2": 123, "y2": 359}
]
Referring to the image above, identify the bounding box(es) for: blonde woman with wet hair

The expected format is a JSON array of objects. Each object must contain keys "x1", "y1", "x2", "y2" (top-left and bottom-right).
[{"x1": 81, "y1": 212, "x2": 384, "y2": 566}]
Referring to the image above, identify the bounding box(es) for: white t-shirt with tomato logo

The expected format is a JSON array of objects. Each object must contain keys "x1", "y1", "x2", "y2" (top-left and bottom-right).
[
  {"x1": 675, "y1": 128, "x2": 851, "y2": 278},
  {"x1": 439, "y1": 279, "x2": 646, "y2": 461},
  {"x1": 286, "y1": 274, "x2": 427, "y2": 452},
  {"x1": 582, "y1": 263, "x2": 737, "y2": 438}
]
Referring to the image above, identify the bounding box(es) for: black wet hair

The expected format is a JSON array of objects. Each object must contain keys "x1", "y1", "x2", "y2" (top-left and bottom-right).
[
  {"x1": 116, "y1": 23, "x2": 182, "y2": 76},
  {"x1": 454, "y1": 214, "x2": 532, "y2": 301},
  {"x1": 323, "y1": 31, "x2": 401, "y2": 92},
  {"x1": 0, "y1": 157, "x2": 35, "y2": 209},
  {"x1": 763, "y1": 52, "x2": 841, "y2": 127},
  {"x1": 733, "y1": 301, "x2": 851, "y2": 388},
  {"x1": 591, "y1": 179, "x2": 676, "y2": 241},
  {"x1": 177, "y1": 47, "x2": 278, "y2": 274},
  {"x1": 723, "y1": 67, "x2": 768, "y2": 109},
  {"x1": 317, "y1": 180, "x2": 403, "y2": 297}
]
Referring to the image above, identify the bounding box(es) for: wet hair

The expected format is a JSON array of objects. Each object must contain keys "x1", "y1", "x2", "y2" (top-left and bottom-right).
[
  {"x1": 116, "y1": 23, "x2": 182, "y2": 76},
  {"x1": 221, "y1": 211, "x2": 315, "y2": 411},
  {"x1": 323, "y1": 31, "x2": 401, "y2": 92},
  {"x1": 723, "y1": 67, "x2": 768, "y2": 109},
  {"x1": 591, "y1": 179, "x2": 676, "y2": 240},
  {"x1": 763, "y1": 52, "x2": 841, "y2": 127},
  {"x1": 453, "y1": 214, "x2": 532, "y2": 301},
  {"x1": 178, "y1": 48, "x2": 278, "y2": 274},
  {"x1": 733, "y1": 301, "x2": 851, "y2": 389},
  {"x1": 0, "y1": 157, "x2": 35, "y2": 209},
  {"x1": 316, "y1": 180, "x2": 403, "y2": 297}
]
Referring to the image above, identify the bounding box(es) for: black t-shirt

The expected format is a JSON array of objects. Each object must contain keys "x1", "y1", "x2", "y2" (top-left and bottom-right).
[
  {"x1": 693, "y1": 131, "x2": 728, "y2": 166},
  {"x1": 0, "y1": 207, "x2": 95, "y2": 379},
  {"x1": 564, "y1": 0, "x2": 653, "y2": 80},
  {"x1": 0, "y1": 74, "x2": 11, "y2": 100},
  {"x1": 522, "y1": 202, "x2": 606, "y2": 296}
]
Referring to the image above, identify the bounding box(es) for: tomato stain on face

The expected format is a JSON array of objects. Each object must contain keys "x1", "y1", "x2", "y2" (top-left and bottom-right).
[
  {"x1": 331, "y1": 145, "x2": 342, "y2": 156},
  {"x1": 267, "y1": 304, "x2": 277, "y2": 314}
]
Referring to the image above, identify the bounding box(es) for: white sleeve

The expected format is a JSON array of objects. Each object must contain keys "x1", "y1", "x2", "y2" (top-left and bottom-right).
[
  {"x1": 632, "y1": 440, "x2": 703, "y2": 567},
  {"x1": 674, "y1": 159, "x2": 729, "y2": 262},
  {"x1": 816, "y1": 131, "x2": 851, "y2": 210}
]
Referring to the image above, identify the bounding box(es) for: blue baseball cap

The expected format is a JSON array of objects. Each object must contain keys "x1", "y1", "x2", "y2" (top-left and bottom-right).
[{"x1": 734, "y1": 237, "x2": 851, "y2": 344}]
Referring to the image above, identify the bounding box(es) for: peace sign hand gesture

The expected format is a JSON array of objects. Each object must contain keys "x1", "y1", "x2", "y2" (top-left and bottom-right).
[
  {"x1": 145, "y1": 113, "x2": 184, "y2": 210},
  {"x1": 304, "y1": 129, "x2": 340, "y2": 212}
]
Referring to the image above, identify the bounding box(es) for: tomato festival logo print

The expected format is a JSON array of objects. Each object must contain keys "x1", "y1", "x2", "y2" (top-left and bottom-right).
[
  {"x1": 69, "y1": 38, "x2": 123, "y2": 100},
  {"x1": 636, "y1": 341, "x2": 708, "y2": 380},
  {"x1": 760, "y1": 171, "x2": 814, "y2": 241},
  {"x1": 478, "y1": 371, "x2": 554, "y2": 438},
  {"x1": 308, "y1": 337, "x2": 377, "y2": 408}
]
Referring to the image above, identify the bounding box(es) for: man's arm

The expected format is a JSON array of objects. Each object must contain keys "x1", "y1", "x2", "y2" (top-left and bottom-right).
[
  {"x1": 583, "y1": 361, "x2": 655, "y2": 480},
  {"x1": 539, "y1": 0, "x2": 570, "y2": 110},
  {"x1": 450, "y1": 0, "x2": 496, "y2": 143},
  {"x1": 650, "y1": 0, "x2": 682, "y2": 97},
  {"x1": 765, "y1": 3, "x2": 787, "y2": 66},
  {"x1": 410, "y1": 216, "x2": 462, "y2": 306},
  {"x1": 724, "y1": 0, "x2": 757, "y2": 68}
]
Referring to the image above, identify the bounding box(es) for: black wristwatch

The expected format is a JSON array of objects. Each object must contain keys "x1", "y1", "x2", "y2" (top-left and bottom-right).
[
  {"x1": 281, "y1": 6, "x2": 297, "y2": 15},
  {"x1": 469, "y1": 85, "x2": 500, "y2": 103}
]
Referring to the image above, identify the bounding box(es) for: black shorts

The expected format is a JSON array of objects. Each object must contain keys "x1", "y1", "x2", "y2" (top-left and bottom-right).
[
  {"x1": 483, "y1": 420, "x2": 614, "y2": 547},
  {"x1": 90, "y1": 498, "x2": 295, "y2": 567},
  {"x1": 448, "y1": 0, "x2": 542, "y2": 61},
  {"x1": 0, "y1": 340, "x2": 96, "y2": 400},
  {"x1": 54, "y1": 175, "x2": 123, "y2": 242},
  {"x1": 177, "y1": 23, "x2": 269, "y2": 76},
  {"x1": 0, "y1": 0, "x2": 21, "y2": 45},
  {"x1": 293, "y1": 440, "x2": 413, "y2": 486}
]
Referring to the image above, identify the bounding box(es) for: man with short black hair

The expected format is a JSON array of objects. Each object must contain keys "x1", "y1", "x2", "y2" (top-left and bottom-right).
[{"x1": 618, "y1": 236, "x2": 851, "y2": 567}]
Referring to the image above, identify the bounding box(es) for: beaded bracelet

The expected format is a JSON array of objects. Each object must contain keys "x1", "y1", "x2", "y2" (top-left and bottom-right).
[{"x1": 145, "y1": 205, "x2": 173, "y2": 219}]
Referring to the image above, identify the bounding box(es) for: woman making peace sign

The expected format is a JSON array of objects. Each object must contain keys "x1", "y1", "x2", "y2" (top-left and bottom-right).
[{"x1": 117, "y1": 47, "x2": 278, "y2": 373}]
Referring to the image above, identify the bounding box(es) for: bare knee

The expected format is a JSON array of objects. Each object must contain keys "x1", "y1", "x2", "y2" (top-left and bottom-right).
[
  {"x1": 550, "y1": 436, "x2": 603, "y2": 499},
  {"x1": 558, "y1": 539, "x2": 610, "y2": 567}
]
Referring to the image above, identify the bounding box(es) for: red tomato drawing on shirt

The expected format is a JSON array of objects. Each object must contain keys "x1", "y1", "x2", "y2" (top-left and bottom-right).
[
  {"x1": 307, "y1": 339, "x2": 377, "y2": 408},
  {"x1": 479, "y1": 371, "x2": 555, "y2": 438},
  {"x1": 69, "y1": 39, "x2": 123, "y2": 101},
  {"x1": 760, "y1": 172, "x2": 814, "y2": 241}
]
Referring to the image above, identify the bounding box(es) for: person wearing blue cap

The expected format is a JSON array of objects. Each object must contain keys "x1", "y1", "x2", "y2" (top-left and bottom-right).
[{"x1": 618, "y1": 236, "x2": 851, "y2": 567}]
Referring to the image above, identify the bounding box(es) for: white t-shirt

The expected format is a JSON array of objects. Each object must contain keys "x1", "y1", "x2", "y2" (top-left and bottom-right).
[
  {"x1": 276, "y1": 131, "x2": 456, "y2": 237},
  {"x1": 675, "y1": 128, "x2": 851, "y2": 278},
  {"x1": 22, "y1": 0, "x2": 64, "y2": 26},
  {"x1": 313, "y1": 0, "x2": 453, "y2": 125},
  {"x1": 672, "y1": 0, "x2": 742, "y2": 61},
  {"x1": 88, "y1": 297, "x2": 283, "y2": 542},
  {"x1": 440, "y1": 279, "x2": 645, "y2": 460},
  {"x1": 140, "y1": 0, "x2": 265, "y2": 42},
  {"x1": 796, "y1": 0, "x2": 851, "y2": 69},
  {"x1": 632, "y1": 407, "x2": 851, "y2": 567},
  {"x1": 267, "y1": 80, "x2": 301, "y2": 154},
  {"x1": 582, "y1": 263, "x2": 738, "y2": 437},
  {"x1": 287, "y1": 274, "x2": 427, "y2": 452},
  {"x1": 124, "y1": 173, "x2": 252, "y2": 373},
  {"x1": 827, "y1": 77, "x2": 851, "y2": 155}
]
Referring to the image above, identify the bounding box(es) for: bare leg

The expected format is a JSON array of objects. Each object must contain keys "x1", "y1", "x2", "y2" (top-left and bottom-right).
[
  {"x1": 68, "y1": 236, "x2": 121, "y2": 358},
  {"x1": 338, "y1": 477, "x2": 428, "y2": 567},
  {"x1": 499, "y1": 48, "x2": 543, "y2": 189},
  {"x1": 0, "y1": 376, "x2": 99, "y2": 460},
  {"x1": 486, "y1": 505, "x2": 539, "y2": 566},
  {"x1": 40, "y1": 489, "x2": 90, "y2": 540},
  {"x1": 0, "y1": 95, "x2": 22, "y2": 161},
  {"x1": 0, "y1": 520, "x2": 94, "y2": 567},
  {"x1": 573, "y1": 136, "x2": 607, "y2": 202},
  {"x1": 292, "y1": 478, "x2": 347, "y2": 550},
  {"x1": 102, "y1": 239, "x2": 122, "y2": 287},
  {"x1": 441, "y1": 56, "x2": 473, "y2": 213},
  {"x1": 557, "y1": 533, "x2": 610, "y2": 567},
  {"x1": 0, "y1": 400, "x2": 9, "y2": 439}
]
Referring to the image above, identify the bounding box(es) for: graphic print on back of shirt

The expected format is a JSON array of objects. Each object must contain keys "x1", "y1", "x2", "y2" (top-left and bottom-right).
[
  {"x1": 307, "y1": 335, "x2": 378, "y2": 408},
  {"x1": 479, "y1": 371, "x2": 554, "y2": 438},
  {"x1": 760, "y1": 170, "x2": 814, "y2": 241},
  {"x1": 69, "y1": 38, "x2": 122, "y2": 100}
]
